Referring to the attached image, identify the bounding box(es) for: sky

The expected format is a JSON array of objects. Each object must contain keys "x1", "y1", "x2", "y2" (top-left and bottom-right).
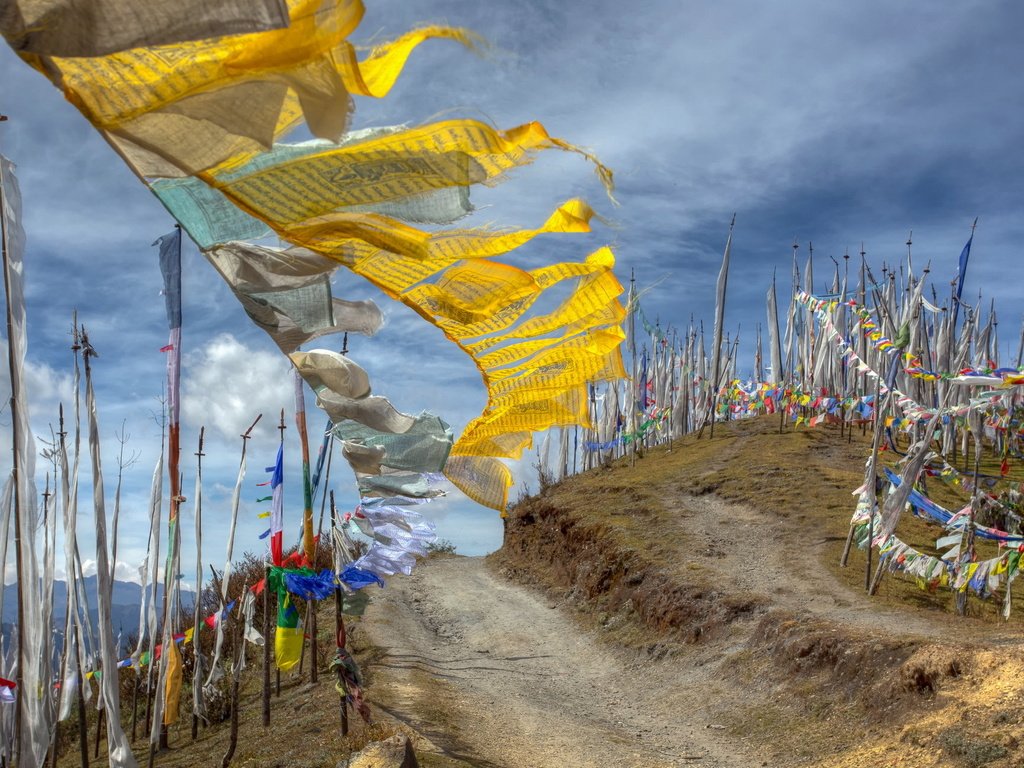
[{"x1": 1, "y1": 0, "x2": 1024, "y2": 588}]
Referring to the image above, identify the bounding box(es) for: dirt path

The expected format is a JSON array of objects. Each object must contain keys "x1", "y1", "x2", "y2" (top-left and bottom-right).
[
  {"x1": 669, "y1": 494, "x2": 1020, "y2": 644},
  {"x1": 361, "y1": 555, "x2": 763, "y2": 768},
  {"x1": 358, "y1": 489, "x2": 1022, "y2": 767}
]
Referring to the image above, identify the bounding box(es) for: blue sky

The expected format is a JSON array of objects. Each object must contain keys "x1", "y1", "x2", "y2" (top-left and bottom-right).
[{"x1": 1, "y1": 0, "x2": 1024, "y2": 586}]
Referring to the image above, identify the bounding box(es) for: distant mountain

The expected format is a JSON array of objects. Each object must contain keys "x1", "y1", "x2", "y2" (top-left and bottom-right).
[{"x1": 1, "y1": 576, "x2": 196, "y2": 657}]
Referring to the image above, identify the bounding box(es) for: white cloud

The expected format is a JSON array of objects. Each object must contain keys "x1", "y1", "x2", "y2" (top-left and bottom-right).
[
  {"x1": 4, "y1": 0, "x2": 1023, "y2": 564},
  {"x1": 182, "y1": 333, "x2": 293, "y2": 442}
]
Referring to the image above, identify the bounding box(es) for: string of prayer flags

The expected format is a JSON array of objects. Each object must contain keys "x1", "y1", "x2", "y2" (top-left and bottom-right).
[{"x1": 6, "y1": 0, "x2": 628, "y2": 518}]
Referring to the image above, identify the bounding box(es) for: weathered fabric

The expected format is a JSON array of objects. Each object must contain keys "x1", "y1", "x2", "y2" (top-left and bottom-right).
[
  {"x1": 1, "y1": 155, "x2": 53, "y2": 768},
  {"x1": 85, "y1": 351, "x2": 138, "y2": 765},
  {"x1": 1, "y1": 0, "x2": 289, "y2": 57},
  {"x1": 206, "y1": 242, "x2": 382, "y2": 353},
  {"x1": 332, "y1": 413, "x2": 452, "y2": 473}
]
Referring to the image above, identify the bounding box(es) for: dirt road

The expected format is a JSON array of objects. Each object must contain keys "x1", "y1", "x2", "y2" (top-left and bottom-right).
[{"x1": 360, "y1": 555, "x2": 764, "y2": 768}]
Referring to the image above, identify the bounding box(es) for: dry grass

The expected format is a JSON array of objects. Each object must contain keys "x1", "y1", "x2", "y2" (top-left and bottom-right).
[
  {"x1": 509, "y1": 415, "x2": 1024, "y2": 629},
  {"x1": 51, "y1": 601, "x2": 458, "y2": 768},
  {"x1": 495, "y1": 414, "x2": 1024, "y2": 766}
]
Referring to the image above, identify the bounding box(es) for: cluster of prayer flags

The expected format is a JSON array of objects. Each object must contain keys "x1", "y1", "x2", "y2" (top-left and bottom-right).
[{"x1": 4, "y1": 0, "x2": 626, "y2": 513}]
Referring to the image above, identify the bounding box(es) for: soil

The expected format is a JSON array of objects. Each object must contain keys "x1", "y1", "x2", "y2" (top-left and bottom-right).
[
  {"x1": 362, "y1": 555, "x2": 759, "y2": 768},
  {"x1": 358, "y1": 418, "x2": 1024, "y2": 768}
]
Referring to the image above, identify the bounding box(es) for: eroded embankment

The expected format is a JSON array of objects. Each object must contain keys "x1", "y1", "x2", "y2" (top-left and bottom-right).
[{"x1": 492, "y1": 427, "x2": 1024, "y2": 767}]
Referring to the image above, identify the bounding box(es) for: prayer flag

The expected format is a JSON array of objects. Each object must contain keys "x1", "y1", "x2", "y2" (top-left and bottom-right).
[
  {"x1": 951, "y1": 227, "x2": 975, "y2": 333},
  {"x1": 274, "y1": 592, "x2": 302, "y2": 672},
  {"x1": 0, "y1": 0, "x2": 289, "y2": 57},
  {"x1": 269, "y1": 444, "x2": 284, "y2": 566}
]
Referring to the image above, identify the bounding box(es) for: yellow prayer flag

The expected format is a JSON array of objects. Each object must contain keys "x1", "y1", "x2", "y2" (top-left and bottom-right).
[
  {"x1": 336, "y1": 26, "x2": 485, "y2": 98},
  {"x1": 163, "y1": 639, "x2": 183, "y2": 724},
  {"x1": 444, "y1": 455, "x2": 513, "y2": 511},
  {"x1": 275, "y1": 626, "x2": 304, "y2": 672}
]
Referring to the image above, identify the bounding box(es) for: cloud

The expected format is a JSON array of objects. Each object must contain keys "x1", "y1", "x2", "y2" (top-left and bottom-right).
[
  {"x1": 4, "y1": 0, "x2": 1024, "y2": 565},
  {"x1": 182, "y1": 333, "x2": 293, "y2": 442}
]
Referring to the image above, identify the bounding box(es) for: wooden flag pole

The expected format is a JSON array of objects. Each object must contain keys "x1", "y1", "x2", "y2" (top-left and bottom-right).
[
  {"x1": 840, "y1": 378, "x2": 883, "y2": 568},
  {"x1": 55, "y1": 407, "x2": 91, "y2": 768},
  {"x1": 330, "y1": 491, "x2": 349, "y2": 737},
  {"x1": 262, "y1": 564, "x2": 271, "y2": 727},
  {"x1": 707, "y1": 215, "x2": 735, "y2": 440},
  {"x1": 276, "y1": 409, "x2": 285, "y2": 697},
  {"x1": 294, "y1": 369, "x2": 318, "y2": 683},
  {"x1": 192, "y1": 427, "x2": 206, "y2": 742},
  {"x1": 0, "y1": 113, "x2": 28, "y2": 767},
  {"x1": 956, "y1": 431, "x2": 983, "y2": 616},
  {"x1": 628, "y1": 271, "x2": 637, "y2": 467},
  {"x1": 221, "y1": 599, "x2": 245, "y2": 768}
]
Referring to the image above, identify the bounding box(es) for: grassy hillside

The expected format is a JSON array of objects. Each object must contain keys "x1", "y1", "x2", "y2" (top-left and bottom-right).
[
  {"x1": 494, "y1": 415, "x2": 1024, "y2": 766},
  {"x1": 52, "y1": 415, "x2": 1024, "y2": 767}
]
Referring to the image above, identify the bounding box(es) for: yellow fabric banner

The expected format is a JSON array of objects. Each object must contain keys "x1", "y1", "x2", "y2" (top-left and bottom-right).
[
  {"x1": 467, "y1": 251, "x2": 623, "y2": 352},
  {"x1": 458, "y1": 390, "x2": 589, "y2": 445},
  {"x1": 162, "y1": 639, "x2": 183, "y2": 725},
  {"x1": 32, "y1": 2, "x2": 475, "y2": 176},
  {"x1": 285, "y1": 199, "x2": 597, "y2": 301},
  {"x1": 9, "y1": 0, "x2": 626, "y2": 511},
  {"x1": 443, "y1": 455, "x2": 513, "y2": 512},
  {"x1": 2, "y1": 0, "x2": 290, "y2": 58},
  {"x1": 41, "y1": 0, "x2": 362, "y2": 127},
  {"x1": 275, "y1": 626, "x2": 304, "y2": 672},
  {"x1": 336, "y1": 25, "x2": 484, "y2": 98},
  {"x1": 413, "y1": 253, "x2": 615, "y2": 342},
  {"x1": 204, "y1": 117, "x2": 608, "y2": 227},
  {"x1": 474, "y1": 301, "x2": 625, "y2": 370},
  {"x1": 486, "y1": 327, "x2": 626, "y2": 386}
]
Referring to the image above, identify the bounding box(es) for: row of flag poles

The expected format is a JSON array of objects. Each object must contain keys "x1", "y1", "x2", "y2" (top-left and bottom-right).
[{"x1": 0, "y1": 0, "x2": 637, "y2": 764}]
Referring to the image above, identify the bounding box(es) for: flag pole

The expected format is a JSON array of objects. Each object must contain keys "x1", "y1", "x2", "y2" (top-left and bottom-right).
[
  {"x1": 275, "y1": 409, "x2": 285, "y2": 697},
  {"x1": 0, "y1": 112, "x2": 28, "y2": 767},
  {"x1": 152, "y1": 225, "x2": 184, "y2": 763},
  {"x1": 293, "y1": 369, "x2": 318, "y2": 682},
  {"x1": 191, "y1": 427, "x2": 205, "y2": 742},
  {"x1": 708, "y1": 214, "x2": 735, "y2": 439},
  {"x1": 628, "y1": 271, "x2": 637, "y2": 466},
  {"x1": 329, "y1": 491, "x2": 349, "y2": 737}
]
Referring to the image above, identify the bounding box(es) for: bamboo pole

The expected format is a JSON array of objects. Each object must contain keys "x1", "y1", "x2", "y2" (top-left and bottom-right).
[
  {"x1": 314, "y1": 437, "x2": 335, "y2": 558},
  {"x1": 293, "y1": 370, "x2": 318, "y2": 682},
  {"x1": 220, "y1": 603, "x2": 245, "y2": 768},
  {"x1": 865, "y1": 495, "x2": 874, "y2": 591},
  {"x1": 262, "y1": 565, "x2": 271, "y2": 728},
  {"x1": 275, "y1": 409, "x2": 285, "y2": 698},
  {"x1": 330, "y1": 491, "x2": 349, "y2": 737},
  {"x1": 52, "y1": 407, "x2": 73, "y2": 767},
  {"x1": 73, "y1": 621, "x2": 89, "y2": 768},
  {"x1": 628, "y1": 271, "x2": 637, "y2": 466},
  {"x1": 152, "y1": 226, "x2": 184, "y2": 764},
  {"x1": 841, "y1": 379, "x2": 884, "y2": 568},
  {"x1": 144, "y1": 404, "x2": 167, "y2": 744},
  {"x1": 192, "y1": 427, "x2": 206, "y2": 742},
  {"x1": 956, "y1": 433, "x2": 983, "y2": 616}
]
